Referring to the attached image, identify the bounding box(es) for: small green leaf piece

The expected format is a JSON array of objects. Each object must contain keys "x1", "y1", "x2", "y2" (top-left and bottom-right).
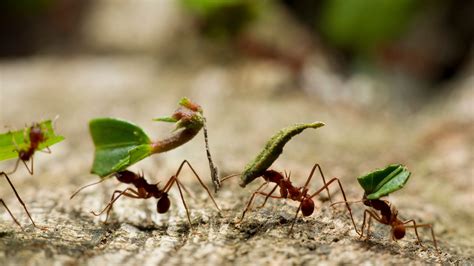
[
  {"x1": 153, "y1": 117, "x2": 179, "y2": 123},
  {"x1": 90, "y1": 118, "x2": 152, "y2": 177},
  {"x1": 357, "y1": 164, "x2": 411, "y2": 199},
  {"x1": 240, "y1": 122, "x2": 325, "y2": 187},
  {"x1": 0, "y1": 120, "x2": 64, "y2": 161}
]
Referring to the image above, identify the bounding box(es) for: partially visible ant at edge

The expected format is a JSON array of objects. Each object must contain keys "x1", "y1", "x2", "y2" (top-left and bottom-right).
[
  {"x1": 1, "y1": 122, "x2": 52, "y2": 230},
  {"x1": 70, "y1": 160, "x2": 221, "y2": 229},
  {"x1": 332, "y1": 194, "x2": 439, "y2": 253},
  {"x1": 221, "y1": 163, "x2": 361, "y2": 236}
]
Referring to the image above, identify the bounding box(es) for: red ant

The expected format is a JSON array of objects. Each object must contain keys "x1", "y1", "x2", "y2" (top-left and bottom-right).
[
  {"x1": 9, "y1": 123, "x2": 51, "y2": 175},
  {"x1": 1, "y1": 123, "x2": 51, "y2": 230},
  {"x1": 71, "y1": 160, "x2": 221, "y2": 228},
  {"x1": 333, "y1": 194, "x2": 439, "y2": 252},
  {"x1": 222, "y1": 163, "x2": 360, "y2": 235}
]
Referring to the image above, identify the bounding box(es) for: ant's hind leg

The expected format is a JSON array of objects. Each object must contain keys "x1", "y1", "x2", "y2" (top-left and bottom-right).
[
  {"x1": 1, "y1": 172, "x2": 43, "y2": 229},
  {"x1": 404, "y1": 220, "x2": 439, "y2": 252},
  {"x1": 303, "y1": 164, "x2": 332, "y2": 203},
  {"x1": 0, "y1": 199, "x2": 24, "y2": 230},
  {"x1": 308, "y1": 177, "x2": 361, "y2": 236},
  {"x1": 174, "y1": 160, "x2": 220, "y2": 212}
]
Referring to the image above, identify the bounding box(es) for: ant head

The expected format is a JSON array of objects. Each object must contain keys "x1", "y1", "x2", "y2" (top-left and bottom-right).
[
  {"x1": 157, "y1": 193, "x2": 170, "y2": 213},
  {"x1": 262, "y1": 170, "x2": 283, "y2": 183},
  {"x1": 18, "y1": 150, "x2": 29, "y2": 161},
  {"x1": 115, "y1": 170, "x2": 137, "y2": 184},
  {"x1": 392, "y1": 224, "x2": 406, "y2": 240},
  {"x1": 301, "y1": 197, "x2": 315, "y2": 216}
]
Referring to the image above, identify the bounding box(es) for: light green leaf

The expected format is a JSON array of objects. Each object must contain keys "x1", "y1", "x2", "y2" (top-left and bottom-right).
[{"x1": 0, "y1": 120, "x2": 64, "y2": 161}]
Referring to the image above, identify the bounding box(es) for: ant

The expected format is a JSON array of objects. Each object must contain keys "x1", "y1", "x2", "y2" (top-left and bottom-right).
[
  {"x1": 71, "y1": 160, "x2": 221, "y2": 228},
  {"x1": 333, "y1": 194, "x2": 439, "y2": 252},
  {"x1": 9, "y1": 122, "x2": 51, "y2": 175},
  {"x1": 1, "y1": 123, "x2": 51, "y2": 230},
  {"x1": 222, "y1": 163, "x2": 360, "y2": 235}
]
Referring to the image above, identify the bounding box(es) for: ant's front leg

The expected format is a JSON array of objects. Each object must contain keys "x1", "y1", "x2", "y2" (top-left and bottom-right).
[
  {"x1": 237, "y1": 182, "x2": 269, "y2": 223},
  {"x1": 256, "y1": 183, "x2": 280, "y2": 209},
  {"x1": 91, "y1": 188, "x2": 141, "y2": 223},
  {"x1": 359, "y1": 209, "x2": 383, "y2": 240}
]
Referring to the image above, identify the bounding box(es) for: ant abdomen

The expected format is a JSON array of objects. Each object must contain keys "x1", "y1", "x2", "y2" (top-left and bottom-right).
[
  {"x1": 301, "y1": 198, "x2": 315, "y2": 216},
  {"x1": 157, "y1": 194, "x2": 170, "y2": 213}
]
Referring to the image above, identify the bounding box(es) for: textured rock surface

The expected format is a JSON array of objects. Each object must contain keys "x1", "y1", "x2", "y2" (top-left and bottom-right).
[{"x1": 0, "y1": 55, "x2": 473, "y2": 265}]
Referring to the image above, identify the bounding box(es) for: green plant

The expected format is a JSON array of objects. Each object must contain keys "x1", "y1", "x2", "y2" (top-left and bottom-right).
[{"x1": 357, "y1": 164, "x2": 410, "y2": 199}]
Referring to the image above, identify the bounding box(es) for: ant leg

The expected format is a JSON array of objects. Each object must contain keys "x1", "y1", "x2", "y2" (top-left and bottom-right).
[
  {"x1": 256, "y1": 183, "x2": 279, "y2": 209},
  {"x1": 38, "y1": 146, "x2": 52, "y2": 154},
  {"x1": 0, "y1": 199, "x2": 24, "y2": 230},
  {"x1": 404, "y1": 220, "x2": 439, "y2": 252},
  {"x1": 301, "y1": 163, "x2": 332, "y2": 203},
  {"x1": 91, "y1": 188, "x2": 141, "y2": 222},
  {"x1": 1, "y1": 172, "x2": 43, "y2": 230},
  {"x1": 359, "y1": 209, "x2": 383, "y2": 240},
  {"x1": 237, "y1": 182, "x2": 268, "y2": 223},
  {"x1": 7, "y1": 159, "x2": 21, "y2": 175},
  {"x1": 307, "y1": 177, "x2": 361, "y2": 236},
  {"x1": 173, "y1": 160, "x2": 221, "y2": 212},
  {"x1": 330, "y1": 199, "x2": 364, "y2": 208},
  {"x1": 23, "y1": 157, "x2": 34, "y2": 175}
]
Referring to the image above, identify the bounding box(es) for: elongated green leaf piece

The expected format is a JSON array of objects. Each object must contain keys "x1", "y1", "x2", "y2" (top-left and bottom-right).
[
  {"x1": 357, "y1": 164, "x2": 411, "y2": 200},
  {"x1": 240, "y1": 122, "x2": 325, "y2": 187},
  {"x1": 0, "y1": 120, "x2": 64, "y2": 161},
  {"x1": 90, "y1": 118, "x2": 152, "y2": 177}
]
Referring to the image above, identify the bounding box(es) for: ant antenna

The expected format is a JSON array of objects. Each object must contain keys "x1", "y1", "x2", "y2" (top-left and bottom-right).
[
  {"x1": 70, "y1": 178, "x2": 107, "y2": 199},
  {"x1": 220, "y1": 173, "x2": 241, "y2": 183},
  {"x1": 330, "y1": 199, "x2": 365, "y2": 207},
  {"x1": 203, "y1": 118, "x2": 220, "y2": 193}
]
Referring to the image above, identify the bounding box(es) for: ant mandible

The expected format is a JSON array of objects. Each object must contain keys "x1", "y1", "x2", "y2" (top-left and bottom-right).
[
  {"x1": 71, "y1": 160, "x2": 221, "y2": 228},
  {"x1": 0, "y1": 123, "x2": 51, "y2": 230},
  {"x1": 223, "y1": 163, "x2": 360, "y2": 235},
  {"x1": 334, "y1": 195, "x2": 439, "y2": 252}
]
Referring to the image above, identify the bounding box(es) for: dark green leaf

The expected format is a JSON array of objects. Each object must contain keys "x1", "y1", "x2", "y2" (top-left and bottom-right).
[
  {"x1": 240, "y1": 122, "x2": 325, "y2": 187},
  {"x1": 89, "y1": 118, "x2": 152, "y2": 177},
  {"x1": 0, "y1": 120, "x2": 64, "y2": 161},
  {"x1": 357, "y1": 164, "x2": 411, "y2": 199}
]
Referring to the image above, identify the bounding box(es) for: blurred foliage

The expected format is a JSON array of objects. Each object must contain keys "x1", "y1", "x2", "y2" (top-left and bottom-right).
[
  {"x1": 318, "y1": 0, "x2": 420, "y2": 54},
  {"x1": 2, "y1": 0, "x2": 55, "y2": 16},
  {"x1": 181, "y1": 0, "x2": 262, "y2": 38}
]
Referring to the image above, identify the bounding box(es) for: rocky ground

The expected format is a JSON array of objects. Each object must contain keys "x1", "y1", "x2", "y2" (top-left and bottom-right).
[{"x1": 0, "y1": 54, "x2": 472, "y2": 265}]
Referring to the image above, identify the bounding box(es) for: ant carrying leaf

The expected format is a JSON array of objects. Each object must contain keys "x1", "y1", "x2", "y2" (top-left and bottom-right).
[
  {"x1": 221, "y1": 122, "x2": 359, "y2": 235},
  {"x1": 0, "y1": 120, "x2": 64, "y2": 229},
  {"x1": 88, "y1": 97, "x2": 220, "y2": 191},
  {"x1": 72, "y1": 98, "x2": 221, "y2": 224},
  {"x1": 333, "y1": 164, "x2": 439, "y2": 252}
]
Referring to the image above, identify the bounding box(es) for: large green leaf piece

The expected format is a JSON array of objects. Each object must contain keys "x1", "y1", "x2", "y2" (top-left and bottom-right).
[
  {"x1": 357, "y1": 164, "x2": 411, "y2": 200},
  {"x1": 0, "y1": 120, "x2": 64, "y2": 161},
  {"x1": 240, "y1": 122, "x2": 325, "y2": 187},
  {"x1": 90, "y1": 118, "x2": 152, "y2": 177}
]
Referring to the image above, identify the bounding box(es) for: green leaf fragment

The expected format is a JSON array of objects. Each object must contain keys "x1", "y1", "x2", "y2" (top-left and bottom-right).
[
  {"x1": 89, "y1": 118, "x2": 152, "y2": 177},
  {"x1": 240, "y1": 122, "x2": 325, "y2": 187},
  {"x1": 357, "y1": 164, "x2": 411, "y2": 199},
  {"x1": 0, "y1": 120, "x2": 64, "y2": 161}
]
